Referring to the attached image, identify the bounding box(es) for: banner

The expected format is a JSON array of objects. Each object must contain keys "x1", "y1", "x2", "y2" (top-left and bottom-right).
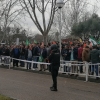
[
  {"x1": 79, "y1": 38, "x2": 82, "y2": 43},
  {"x1": 26, "y1": 40, "x2": 30, "y2": 45},
  {"x1": 97, "y1": 40, "x2": 100, "y2": 44},
  {"x1": 89, "y1": 37, "x2": 97, "y2": 46},
  {"x1": 34, "y1": 40, "x2": 37, "y2": 44},
  {"x1": 16, "y1": 38, "x2": 19, "y2": 45}
]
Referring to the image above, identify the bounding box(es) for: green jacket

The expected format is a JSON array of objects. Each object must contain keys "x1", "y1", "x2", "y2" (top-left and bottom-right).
[{"x1": 90, "y1": 49, "x2": 100, "y2": 63}]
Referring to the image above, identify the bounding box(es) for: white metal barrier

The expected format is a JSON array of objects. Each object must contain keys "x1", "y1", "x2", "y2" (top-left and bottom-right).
[
  {"x1": 0, "y1": 56, "x2": 11, "y2": 69},
  {"x1": 0, "y1": 56, "x2": 100, "y2": 82}
]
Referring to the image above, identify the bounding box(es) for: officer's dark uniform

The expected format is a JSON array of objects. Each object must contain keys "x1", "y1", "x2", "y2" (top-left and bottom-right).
[{"x1": 48, "y1": 44, "x2": 60, "y2": 91}]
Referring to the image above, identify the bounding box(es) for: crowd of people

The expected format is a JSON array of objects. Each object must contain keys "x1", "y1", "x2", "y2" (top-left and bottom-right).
[
  {"x1": 0, "y1": 39, "x2": 99, "y2": 91},
  {"x1": 0, "y1": 41, "x2": 60, "y2": 91},
  {"x1": 61, "y1": 40, "x2": 100, "y2": 79},
  {"x1": 0, "y1": 42, "x2": 59, "y2": 70},
  {"x1": 0, "y1": 39, "x2": 100, "y2": 79}
]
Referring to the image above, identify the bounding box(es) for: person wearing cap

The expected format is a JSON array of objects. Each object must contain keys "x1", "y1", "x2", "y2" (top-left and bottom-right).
[{"x1": 48, "y1": 44, "x2": 60, "y2": 91}]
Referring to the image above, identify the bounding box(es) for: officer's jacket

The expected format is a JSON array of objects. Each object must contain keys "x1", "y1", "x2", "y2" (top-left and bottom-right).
[{"x1": 48, "y1": 49, "x2": 60, "y2": 67}]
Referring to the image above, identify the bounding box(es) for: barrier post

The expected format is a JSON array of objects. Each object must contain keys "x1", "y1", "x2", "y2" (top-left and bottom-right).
[
  {"x1": 85, "y1": 62, "x2": 89, "y2": 82},
  {"x1": 31, "y1": 61, "x2": 33, "y2": 69},
  {"x1": 9, "y1": 57, "x2": 11, "y2": 69},
  {"x1": 9, "y1": 64, "x2": 10, "y2": 69}
]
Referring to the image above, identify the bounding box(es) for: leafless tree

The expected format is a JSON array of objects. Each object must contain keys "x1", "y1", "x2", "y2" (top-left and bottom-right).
[
  {"x1": 63, "y1": 0, "x2": 89, "y2": 34},
  {"x1": 52, "y1": 0, "x2": 89, "y2": 36},
  {"x1": 19, "y1": 0, "x2": 59, "y2": 44},
  {"x1": 0, "y1": 0, "x2": 24, "y2": 43},
  {"x1": 19, "y1": 0, "x2": 69, "y2": 44}
]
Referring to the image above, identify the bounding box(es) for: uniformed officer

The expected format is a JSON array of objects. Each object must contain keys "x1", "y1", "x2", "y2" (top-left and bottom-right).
[{"x1": 48, "y1": 44, "x2": 60, "y2": 91}]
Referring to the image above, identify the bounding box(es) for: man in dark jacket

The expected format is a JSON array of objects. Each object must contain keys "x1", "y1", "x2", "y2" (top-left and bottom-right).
[
  {"x1": 0, "y1": 45, "x2": 3, "y2": 56},
  {"x1": 73, "y1": 44, "x2": 78, "y2": 60},
  {"x1": 12, "y1": 45, "x2": 20, "y2": 67},
  {"x1": 32, "y1": 43, "x2": 40, "y2": 69},
  {"x1": 20, "y1": 45, "x2": 25, "y2": 67},
  {"x1": 62, "y1": 45, "x2": 71, "y2": 61},
  {"x1": 4, "y1": 46, "x2": 10, "y2": 64},
  {"x1": 62, "y1": 45, "x2": 71, "y2": 72},
  {"x1": 2, "y1": 46, "x2": 6, "y2": 56},
  {"x1": 48, "y1": 44, "x2": 60, "y2": 91},
  {"x1": 5, "y1": 46, "x2": 10, "y2": 56},
  {"x1": 90, "y1": 45, "x2": 100, "y2": 79}
]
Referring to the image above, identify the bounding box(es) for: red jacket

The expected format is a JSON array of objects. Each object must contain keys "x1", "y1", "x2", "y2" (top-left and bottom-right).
[{"x1": 78, "y1": 47, "x2": 83, "y2": 59}]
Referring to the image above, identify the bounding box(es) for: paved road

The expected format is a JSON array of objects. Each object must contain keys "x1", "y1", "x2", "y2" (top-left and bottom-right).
[{"x1": 0, "y1": 68, "x2": 100, "y2": 100}]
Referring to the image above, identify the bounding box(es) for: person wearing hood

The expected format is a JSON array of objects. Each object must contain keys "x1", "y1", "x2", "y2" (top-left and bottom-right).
[
  {"x1": 90, "y1": 45, "x2": 100, "y2": 80},
  {"x1": 48, "y1": 44, "x2": 60, "y2": 91}
]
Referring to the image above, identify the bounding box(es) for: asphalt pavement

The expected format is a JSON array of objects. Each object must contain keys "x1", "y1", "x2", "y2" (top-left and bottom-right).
[{"x1": 0, "y1": 68, "x2": 100, "y2": 100}]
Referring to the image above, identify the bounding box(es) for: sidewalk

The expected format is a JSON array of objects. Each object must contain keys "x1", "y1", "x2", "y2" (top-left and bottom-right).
[{"x1": 0, "y1": 68, "x2": 100, "y2": 100}]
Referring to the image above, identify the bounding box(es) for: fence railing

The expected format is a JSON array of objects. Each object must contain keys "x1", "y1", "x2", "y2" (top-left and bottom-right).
[{"x1": 0, "y1": 56, "x2": 100, "y2": 82}]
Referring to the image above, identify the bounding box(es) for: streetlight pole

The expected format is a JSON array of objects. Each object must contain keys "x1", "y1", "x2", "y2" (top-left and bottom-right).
[
  {"x1": 56, "y1": 0, "x2": 64, "y2": 54},
  {"x1": 59, "y1": 8, "x2": 62, "y2": 54}
]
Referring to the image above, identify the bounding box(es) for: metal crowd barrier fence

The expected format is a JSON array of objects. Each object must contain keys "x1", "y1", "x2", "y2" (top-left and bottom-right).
[
  {"x1": 0, "y1": 55, "x2": 11, "y2": 69},
  {"x1": 88, "y1": 63, "x2": 100, "y2": 78},
  {"x1": 0, "y1": 56, "x2": 100, "y2": 82}
]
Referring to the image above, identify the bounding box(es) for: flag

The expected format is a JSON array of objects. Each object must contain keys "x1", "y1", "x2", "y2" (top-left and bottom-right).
[
  {"x1": 34, "y1": 40, "x2": 37, "y2": 44},
  {"x1": 16, "y1": 38, "x2": 19, "y2": 45},
  {"x1": 26, "y1": 40, "x2": 30, "y2": 45},
  {"x1": 89, "y1": 37, "x2": 97, "y2": 46},
  {"x1": 97, "y1": 40, "x2": 100, "y2": 44},
  {"x1": 79, "y1": 38, "x2": 82, "y2": 43}
]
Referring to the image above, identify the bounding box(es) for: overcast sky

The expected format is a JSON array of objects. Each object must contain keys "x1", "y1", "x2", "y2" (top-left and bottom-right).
[{"x1": 20, "y1": 0, "x2": 100, "y2": 35}]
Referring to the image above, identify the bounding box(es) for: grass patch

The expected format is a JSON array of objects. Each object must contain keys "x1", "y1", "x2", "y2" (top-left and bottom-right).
[{"x1": 0, "y1": 94, "x2": 14, "y2": 100}]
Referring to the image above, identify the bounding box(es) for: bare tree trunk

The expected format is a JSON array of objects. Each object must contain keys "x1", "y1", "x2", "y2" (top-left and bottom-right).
[
  {"x1": 20, "y1": 0, "x2": 57, "y2": 44},
  {"x1": 43, "y1": 34, "x2": 47, "y2": 45}
]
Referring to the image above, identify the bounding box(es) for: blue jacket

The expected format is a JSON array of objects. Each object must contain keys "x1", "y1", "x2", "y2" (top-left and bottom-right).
[{"x1": 12, "y1": 48, "x2": 20, "y2": 58}]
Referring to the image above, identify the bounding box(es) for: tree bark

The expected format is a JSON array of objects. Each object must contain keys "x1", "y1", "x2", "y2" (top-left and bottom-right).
[{"x1": 43, "y1": 34, "x2": 47, "y2": 45}]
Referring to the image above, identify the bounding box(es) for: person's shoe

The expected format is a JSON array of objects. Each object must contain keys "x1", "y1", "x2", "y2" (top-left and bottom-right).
[
  {"x1": 43, "y1": 69, "x2": 46, "y2": 71},
  {"x1": 50, "y1": 86, "x2": 53, "y2": 90},
  {"x1": 91, "y1": 72, "x2": 94, "y2": 75},
  {"x1": 39, "y1": 70, "x2": 42, "y2": 71},
  {"x1": 75, "y1": 74, "x2": 79, "y2": 77},
  {"x1": 96, "y1": 77, "x2": 99, "y2": 80},
  {"x1": 62, "y1": 73, "x2": 66, "y2": 74},
  {"x1": 16, "y1": 65, "x2": 19, "y2": 67},
  {"x1": 33, "y1": 68, "x2": 36, "y2": 70},
  {"x1": 80, "y1": 71, "x2": 83, "y2": 73},
  {"x1": 50, "y1": 87, "x2": 58, "y2": 91},
  {"x1": 70, "y1": 74, "x2": 74, "y2": 76},
  {"x1": 29, "y1": 67, "x2": 31, "y2": 69},
  {"x1": 21, "y1": 65, "x2": 24, "y2": 67}
]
